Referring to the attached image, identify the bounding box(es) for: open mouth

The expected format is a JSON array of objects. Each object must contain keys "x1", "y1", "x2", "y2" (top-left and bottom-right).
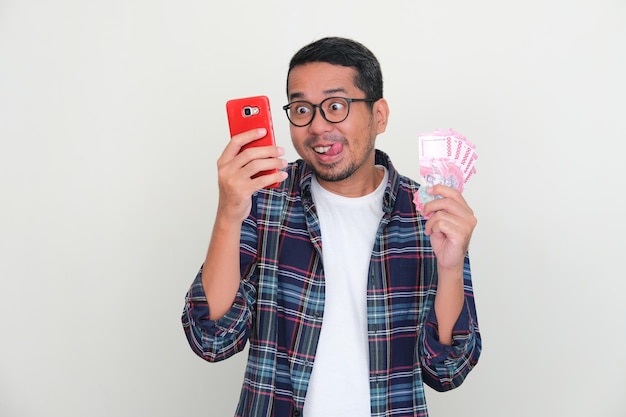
[
  {"x1": 313, "y1": 142, "x2": 343, "y2": 156},
  {"x1": 314, "y1": 146, "x2": 332, "y2": 154}
]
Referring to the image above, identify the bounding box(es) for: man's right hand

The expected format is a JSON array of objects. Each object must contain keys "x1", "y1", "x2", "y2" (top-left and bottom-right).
[{"x1": 216, "y1": 128, "x2": 288, "y2": 223}]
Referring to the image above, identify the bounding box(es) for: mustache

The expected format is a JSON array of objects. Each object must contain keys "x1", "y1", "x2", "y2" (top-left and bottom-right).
[{"x1": 304, "y1": 135, "x2": 347, "y2": 147}]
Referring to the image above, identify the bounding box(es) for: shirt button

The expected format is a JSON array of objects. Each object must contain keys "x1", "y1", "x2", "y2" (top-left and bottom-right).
[{"x1": 293, "y1": 410, "x2": 301, "y2": 417}]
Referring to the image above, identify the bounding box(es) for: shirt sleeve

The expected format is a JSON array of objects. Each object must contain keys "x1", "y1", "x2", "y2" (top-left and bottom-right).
[
  {"x1": 181, "y1": 197, "x2": 263, "y2": 363},
  {"x1": 181, "y1": 266, "x2": 257, "y2": 362},
  {"x1": 419, "y1": 255, "x2": 482, "y2": 391}
]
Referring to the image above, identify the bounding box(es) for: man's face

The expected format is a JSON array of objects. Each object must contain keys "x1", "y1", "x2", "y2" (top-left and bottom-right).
[{"x1": 286, "y1": 62, "x2": 388, "y2": 192}]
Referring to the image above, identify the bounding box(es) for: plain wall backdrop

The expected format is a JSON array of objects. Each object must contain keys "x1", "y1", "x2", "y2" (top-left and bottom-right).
[{"x1": 1, "y1": 1, "x2": 625, "y2": 416}]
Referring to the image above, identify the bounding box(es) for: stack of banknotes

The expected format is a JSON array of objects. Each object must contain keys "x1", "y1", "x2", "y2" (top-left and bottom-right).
[{"x1": 413, "y1": 128, "x2": 477, "y2": 216}]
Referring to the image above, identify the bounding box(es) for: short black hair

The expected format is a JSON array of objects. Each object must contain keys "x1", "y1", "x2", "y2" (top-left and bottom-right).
[{"x1": 287, "y1": 37, "x2": 383, "y2": 101}]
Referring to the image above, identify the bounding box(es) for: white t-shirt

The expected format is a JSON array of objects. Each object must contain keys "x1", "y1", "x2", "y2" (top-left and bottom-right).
[{"x1": 303, "y1": 167, "x2": 387, "y2": 416}]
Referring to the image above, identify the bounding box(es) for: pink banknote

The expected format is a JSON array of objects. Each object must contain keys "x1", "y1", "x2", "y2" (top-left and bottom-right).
[{"x1": 413, "y1": 128, "x2": 477, "y2": 217}]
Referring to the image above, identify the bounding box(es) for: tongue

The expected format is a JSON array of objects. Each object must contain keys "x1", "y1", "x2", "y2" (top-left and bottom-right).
[{"x1": 325, "y1": 142, "x2": 343, "y2": 156}]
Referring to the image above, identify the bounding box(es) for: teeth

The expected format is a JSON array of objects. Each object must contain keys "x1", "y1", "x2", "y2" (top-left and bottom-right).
[{"x1": 314, "y1": 146, "x2": 331, "y2": 154}]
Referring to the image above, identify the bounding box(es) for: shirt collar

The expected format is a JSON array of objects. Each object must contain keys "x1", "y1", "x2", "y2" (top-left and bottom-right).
[{"x1": 299, "y1": 149, "x2": 399, "y2": 214}]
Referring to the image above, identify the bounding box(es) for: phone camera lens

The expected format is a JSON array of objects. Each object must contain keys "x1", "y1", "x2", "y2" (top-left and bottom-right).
[{"x1": 242, "y1": 106, "x2": 259, "y2": 117}]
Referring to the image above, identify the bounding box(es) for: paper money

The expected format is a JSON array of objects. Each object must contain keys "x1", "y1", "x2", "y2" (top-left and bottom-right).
[{"x1": 413, "y1": 128, "x2": 477, "y2": 216}]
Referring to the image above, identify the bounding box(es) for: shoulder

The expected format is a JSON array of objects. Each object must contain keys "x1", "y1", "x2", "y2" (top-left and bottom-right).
[{"x1": 251, "y1": 159, "x2": 310, "y2": 213}]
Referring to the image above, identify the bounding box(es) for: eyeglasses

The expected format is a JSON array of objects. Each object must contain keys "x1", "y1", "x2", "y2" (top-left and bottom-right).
[{"x1": 282, "y1": 97, "x2": 378, "y2": 127}]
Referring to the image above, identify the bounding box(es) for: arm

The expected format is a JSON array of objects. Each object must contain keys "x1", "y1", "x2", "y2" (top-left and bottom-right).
[
  {"x1": 182, "y1": 265, "x2": 256, "y2": 362},
  {"x1": 202, "y1": 211, "x2": 247, "y2": 320},
  {"x1": 419, "y1": 184, "x2": 481, "y2": 390},
  {"x1": 181, "y1": 129, "x2": 288, "y2": 361},
  {"x1": 419, "y1": 254, "x2": 481, "y2": 391},
  {"x1": 203, "y1": 128, "x2": 288, "y2": 319},
  {"x1": 422, "y1": 184, "x2": 477, "y2": 344},
  {"x1": 433, "y1": 265, "x2": 465, "y2": 345}
]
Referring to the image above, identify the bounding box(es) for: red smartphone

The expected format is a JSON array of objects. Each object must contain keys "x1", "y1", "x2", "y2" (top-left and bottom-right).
[{"x1": 226, "y1": 95, "x2": 279, "y2": 188}]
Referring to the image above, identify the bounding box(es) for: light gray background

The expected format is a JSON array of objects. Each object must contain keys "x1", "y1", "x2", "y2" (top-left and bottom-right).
[{"x1": 1, "y1": 1, "x2": 625, "y2": 416}]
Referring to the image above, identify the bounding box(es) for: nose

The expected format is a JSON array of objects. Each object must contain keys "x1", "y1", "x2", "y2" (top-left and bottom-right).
[{"x1": 308, "y1": 107, "x2": 333, "y2": 134}]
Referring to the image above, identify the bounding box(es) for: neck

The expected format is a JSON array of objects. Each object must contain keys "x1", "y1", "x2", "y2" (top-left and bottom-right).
[{"x1": 315, "y1": 165, "x2": 384, "y2": 197}]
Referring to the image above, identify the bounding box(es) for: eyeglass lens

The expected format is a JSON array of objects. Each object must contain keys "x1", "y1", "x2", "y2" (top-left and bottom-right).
[{"x1": 286, "y1": 97, "x2": 351, "y2": 126}]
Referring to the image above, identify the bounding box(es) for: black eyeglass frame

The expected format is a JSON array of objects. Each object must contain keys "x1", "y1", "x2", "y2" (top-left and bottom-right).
[{"x1": 282, "y1": 97, "x2": 378, "y2": 127}]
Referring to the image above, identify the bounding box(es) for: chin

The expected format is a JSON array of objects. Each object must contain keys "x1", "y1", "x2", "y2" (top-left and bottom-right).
[{"x1": 312, "y1": 164, "x2": 354, "y2": 182}]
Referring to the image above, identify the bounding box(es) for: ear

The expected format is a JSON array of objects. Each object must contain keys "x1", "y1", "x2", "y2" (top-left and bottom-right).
[{"x1": 373, "y1": 98, "x2": 390, "y2": 134}]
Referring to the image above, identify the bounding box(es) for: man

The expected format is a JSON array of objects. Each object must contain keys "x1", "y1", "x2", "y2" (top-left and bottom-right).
[{"x1": 182, "y1": 37, "x2": 481, "y2": 417}]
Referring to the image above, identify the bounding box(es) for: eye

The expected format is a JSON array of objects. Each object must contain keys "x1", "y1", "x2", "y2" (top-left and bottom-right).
[
  {"x1": 326, "y1": 99, "x2": 346, "y2": 113},
  {"x1": 294, "y1": 104, "x2": 311, "y2": 115}
]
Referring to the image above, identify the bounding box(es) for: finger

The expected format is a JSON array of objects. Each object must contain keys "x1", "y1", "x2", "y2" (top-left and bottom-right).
[
  {"x1": 427, "y1": 185, "x2": 467, "y2": 205},
  {"x1": 422, "y1": 186, "x2": 472, "y2": 218},
  {"x1": 219, "y1": 136, "x2": 284, "y2": 175},
  {"x1": 242, "y1": 156, "x2": 288, "y2": 181},
  {"x1": 425, "y1": 210, "x2": 462, "y2": 235},
  {"x1": 249, "y1": 169, "x2": 289, "y2": 190},
  {"x1": 222, "y1": 128, "x2": 268, "y2": 160},
  {"x1": 424, "y1": 209, "x2": 476, "y2": 244},
  {"x1": 422, "y1": 196, "x2": 462, "y2": 219},
  {"x1": 239, "y1": 143, "x2": 286, "y2": 163}
]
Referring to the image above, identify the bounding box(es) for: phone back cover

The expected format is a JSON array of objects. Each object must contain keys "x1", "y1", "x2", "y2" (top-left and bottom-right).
[{"x1": 226, "y1": 95, "x2": 275, "y2": 142}]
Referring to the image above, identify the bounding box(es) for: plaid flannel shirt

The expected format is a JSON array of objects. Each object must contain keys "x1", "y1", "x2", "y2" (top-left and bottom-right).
[{"x1": 182, "y1": 149, "x2": 481, "y2": 417}]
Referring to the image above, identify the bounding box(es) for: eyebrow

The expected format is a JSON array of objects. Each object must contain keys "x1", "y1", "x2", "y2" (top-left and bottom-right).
[{"x1": 288, "y1": 87, "x2": 349, "y2": 102}]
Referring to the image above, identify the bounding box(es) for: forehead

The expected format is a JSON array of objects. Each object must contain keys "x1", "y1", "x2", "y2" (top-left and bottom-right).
[{"x1": 287, "y1": 62, "x2": 360, "y2": 100}]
